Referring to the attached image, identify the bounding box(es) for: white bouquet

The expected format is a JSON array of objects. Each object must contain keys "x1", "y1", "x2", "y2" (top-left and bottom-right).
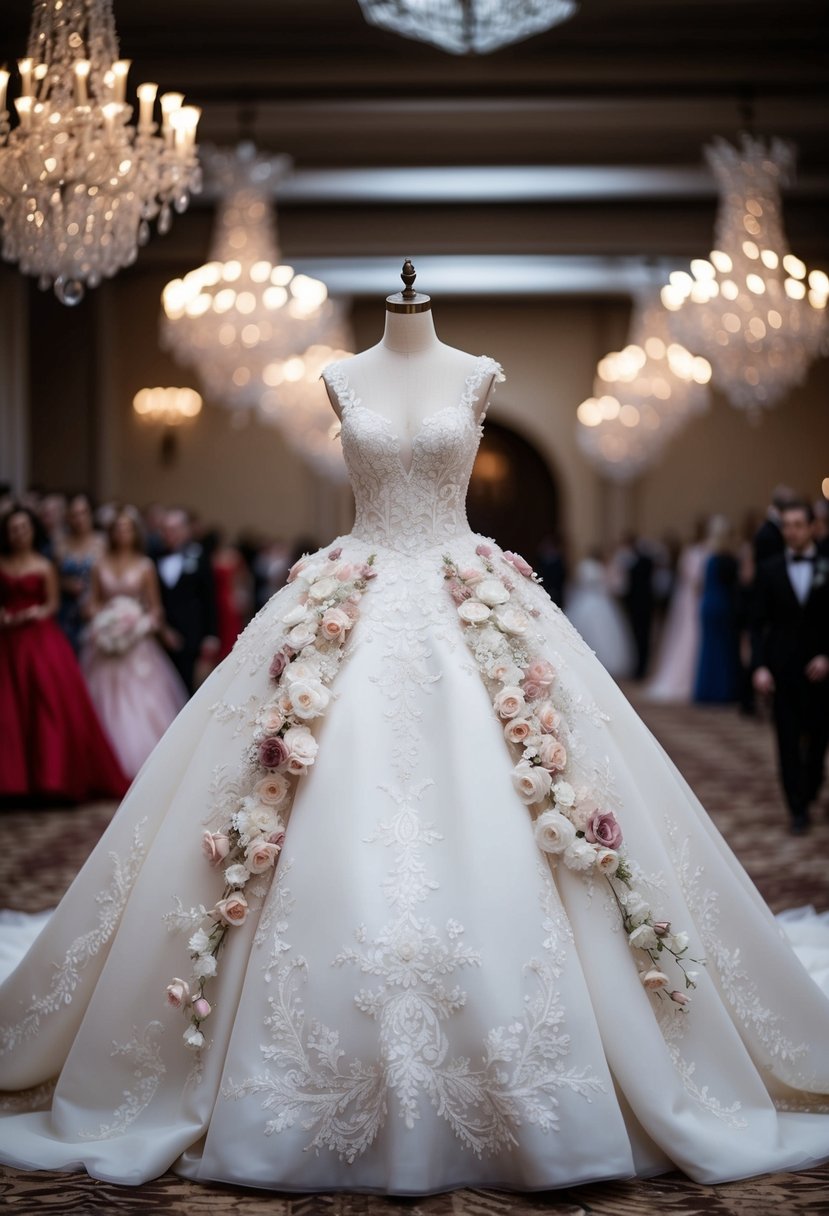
[{"x1": 90, "y1": 595, "x2": 152, "y2": 656}]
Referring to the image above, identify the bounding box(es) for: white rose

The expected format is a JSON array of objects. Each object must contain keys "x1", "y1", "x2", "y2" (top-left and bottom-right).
[
  {"x1": 629, "y1": 923, "x2": 658, "y2": 951},
  {"x1": 476, "y1": 578, "x2": 510, "y2": 606},
  {"x1": 551, "y1": 780, "x2": 575, "y2": 808},
  {"x1": 296, "y1": 560, "x2": 325, "y2": 584},
  {"x1": 283, "y1": 724, "x2": 319, "y2": 773},
  {"x1": 595, "y1": 848, "x2": 620, "y2": 875},
  {"x1": 668, "y1": 931, "x2": 690, "y2": 954},
  {"x1": 287, "y1": 621, "x2": 318, "y2": 650},
  {"x1": 188, "y1": 927, "x2": 210, "y2": 954},
  {"x1": 287, "y1": 678, "x2": 330, "y2": 720},
  {"x1": 308, "y1": 575, "x2": 339, "y2": 601},
  {"x1": 511, "y1": 760, "x2": 552, "y2": 805},
  {"x1": 235, "y1": 797, "x2": 281, "y2": 842},
  {"x1": 493, "y1": 686, "x2": 526, "y2": 720},
  {"x1": 494, "y1": 606, "x2": 529, "y2": 636},
  {"x1": 622, "y1": 891, "x2": 651, "y2": 926},
  {"x1": 282, "y1": 603, "x2": 309, "y2": 627},
  {"x1": 489, "y1": 659, "x2": 523, "y2": 685},
  {"x1": 224, "y1": 863, "x2": 249, "y2": 887},
  {"x1": 192, "y1": 953, "x2": 217, "y2": 979},
  {"x1": 563, "y1": 838, "x2": 597, "y2": 872},
  {"x1": 183, "y1": 1024, "x2": 205, "y2": 1048},
  {"x1": 458, "y1": 600, "x2": 491, "y2": 624},
  {"x1": 534, "y1": 810, "x2": 576, "y2": 855}
]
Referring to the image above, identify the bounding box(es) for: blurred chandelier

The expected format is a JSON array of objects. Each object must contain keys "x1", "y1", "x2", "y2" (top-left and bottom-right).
[
  {"x1": 358, "y1": 0, "x2": 578, "y2": 54},
  {"x1": 577, "y1": 290, "x2": 711, "y2": 483},
  {"x1": 661, "y1": 136, "x2": 828, "y2": 415},
  {"x1": 161, "y1": 143, "x2": 334, "y2": 412},
  {"x1": 0, "y1": 0, "x2": 201, "y2": 305}
]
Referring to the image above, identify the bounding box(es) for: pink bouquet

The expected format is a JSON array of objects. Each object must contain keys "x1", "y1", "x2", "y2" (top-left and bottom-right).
[{"x1": 90, "y1": 595, "x2": 152, "y2": 656}]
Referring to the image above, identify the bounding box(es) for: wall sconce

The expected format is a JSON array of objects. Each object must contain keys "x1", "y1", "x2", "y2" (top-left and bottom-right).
[{"x1": 133, "y1": 386, "x2": 202, "y2": 465}]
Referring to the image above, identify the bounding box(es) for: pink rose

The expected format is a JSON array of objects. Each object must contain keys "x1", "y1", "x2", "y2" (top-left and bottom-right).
[
  {"x1": 458, "y1": 566, "x2": 484, "y2": 585},
  {"x1": 359, "y1": 563, "x2": 377, "y2": 580},
  {"x1": 536, "y1": 702, "x2": 561, "y2": 734},
  {"x1": 202, "y1": 831, "x2": 230, "y2": 866},
  {"x1": 537, "y1": 737, "x2": 567, "y2": 772},
  {"x1": 504, "y1": 550, "x2": 534, "y2": 578},
  {"x1": 258, "y1": 702, "x2": 285, "y2": 734},
  {"x1": 192, "y1": 996, "x2": 212, "y2": 1019},
  {"x1": 287, "y1": 559, "x2": 305, "y2": 583},
  {"x1": 475, "y1": 543, "x2": 492, "y2": 557},
  {"x1": 670, "y1": 990, "x2": 690, "y2": 1006},
  {"x1": 449, "y1": 580, "x2": 472, "y2": 604},
  {"x1": 585, "y1": 810, "x2": 623, "y2": 850},
  {"x1": 327, "y1": 547, "x2": 342, "y2": 561},
  {"x1": 269, "y1": 649, "x2": 290, "y2": 680},
  {"x1": 525, "y1": 658, "x2": 556, "y2": 687},
  {"x1": 254, "y1": 772, "x2": 290, "y2": 806},
  {"x1": 283, "y1": 724, "x2": 319, "y2": 773},
  {"x1": 214, "y1": 893, "x2": 249, "y2": 927},
  {"x1": 245, "y1": 838, "x2": 282, "y2": 873},
  {"x1": 166, "y1": 977, "x2": 190, "y2": 1008},
  {"x1": 333, "y1": 563, "x2": 355, "y2": 582},
  {"x1": 504, "y1": 718, "x2": 533, "y2": 745},
  {"x1": 493, "y1": 686, "x2": 525, "y2": 720},
  {"x1": 320, "y1": 607, "x2": 351, "y2": 641},
  {"x1": 522, "y1": 680, "x2": 545, "y2": 702},
  {"x1": 641, "y1": 970, "x2": 670, "y2": 991},
  {"x1": 653, "y1": 920, "x2": 671, "y2": 937},
  {"x1": 258, "y1": 735, "x2": 289, "y2": 770},
  {"x1": 268, "y1": 829, "x2": 286, "y2": 847}
]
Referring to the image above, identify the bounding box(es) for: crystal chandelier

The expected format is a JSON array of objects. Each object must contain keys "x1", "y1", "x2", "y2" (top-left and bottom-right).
[
  {"x1": 661, "y1": 136, "x2": 829, "y2": 415},
  {"x1": 161, "y1": 143, "x2": 334, "y2": 413},
  {"x1": 577, "y1": 290, "x2": 712, "y2": 483},
  {"x1": 358, "y1": 0, "x2": 578, "y2": 55},
  {"x1": 0, "y1": 0, "x2": 201, "y2": 305}
]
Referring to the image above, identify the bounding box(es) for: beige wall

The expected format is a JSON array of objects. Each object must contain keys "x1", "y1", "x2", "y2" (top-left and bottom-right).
[{"x1": 17, "y1": 267, "x2": 829, "y2": 555}]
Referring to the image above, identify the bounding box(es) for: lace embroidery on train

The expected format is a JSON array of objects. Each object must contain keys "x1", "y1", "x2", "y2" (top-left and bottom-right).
[
  {"x1": 224, "y1": 557, "x2": 604, "y2": 1160},
  {"x1": 325, "y1": 355, "x2": 502, "y2": 557}
]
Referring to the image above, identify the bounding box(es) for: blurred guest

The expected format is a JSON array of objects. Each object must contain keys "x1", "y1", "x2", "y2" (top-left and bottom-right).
[
  {"x1": 645, "y1": 522, "x2": 708, "y2": 704},
  {"x1": 204, "y1": 528, "x2": 252, "y2": 661},
  {"x1": 82, "y1": 508, "x2": 187, "y2": 780},
  {"x1": 565, "y1": 550, "x2": 634, "y2": 679},
  {"x1": 753, "y1": 484, "x2": 798, "y2": 567},
  {"x1": 55, "y1": 493, "x2": 104, "y2": 653},
  {"x1": 537, "y1": 533, "x2": 567, "y2": 608},
  {"x1": 142, "y1": 502, "x2": 167, "y2": 561},
  {"x1": 0, "y1": 506, "x2": 128, "y2": 803},
  {"x1": 156, "y1": 508, "x2": 219, "y2": 692},
  {"x1": 614, "y1": 533, "x2": 655, "y2": 680},
  {"x1": 36, "y1": 492, "x2": 66, "y2": 560},
  {"x1": 736, "y1": 510, "x2": 761, "y2": 716},
  {"x1": 752, "y1": 501, "x2": 829, "y2": 834},
  {"x1": 694, "y1": 516, "x2": 739, "y2": 704}
]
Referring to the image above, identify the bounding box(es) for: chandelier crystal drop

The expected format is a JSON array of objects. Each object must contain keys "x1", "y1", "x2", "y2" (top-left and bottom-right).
[
  {"x1": 0, "y1": 0, "x2": 201, "y2": 305},
  {"x1": 577, "y1": 290, "x2": 712, "y2": 483},
  {"x1": 662, "y1": 135, "x2": 828, "y2": 415},
  {"x1": 161, "y1": 143, "x2": 335, "y2": 413},
  {"x1": 358, "y1": 0, "x2": 578, "y2": 55}
]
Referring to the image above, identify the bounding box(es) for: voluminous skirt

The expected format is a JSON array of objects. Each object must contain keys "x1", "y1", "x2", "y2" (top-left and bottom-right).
[
  {"x1": 1, "y1": 535, "x2": 828, "y2": 1193},
  {"x1": 82, "y1": 635, "x2": 189, "y2": 781},
  {"x1": 0, "y1": 619, "x2": 128, "y2": 802}
]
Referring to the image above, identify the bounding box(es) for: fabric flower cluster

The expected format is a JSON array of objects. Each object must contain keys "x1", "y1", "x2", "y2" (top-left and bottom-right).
[
  {"x1": 168, "y1": 548, "x2": 376, "y2": 1048},
  {"x1": 444, "y1": 548, "x2": 701, "y2": 1010}
]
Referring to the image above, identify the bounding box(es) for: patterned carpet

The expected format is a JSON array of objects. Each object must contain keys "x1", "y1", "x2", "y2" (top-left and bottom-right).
[{"x1": 0, "y1": 690, "x2": 827, "y2": 1214}]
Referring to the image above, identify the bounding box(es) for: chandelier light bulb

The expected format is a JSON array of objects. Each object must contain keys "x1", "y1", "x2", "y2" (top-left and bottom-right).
[
  {"x1": 0, "y1": 0, "x2": 201, "y2": 304},
  {"x1": 663, "y1": 135, "x2": 828, "y2": 414},
  {"x1": 358, "y1": 0, "x2": 578, "y2": 54}
]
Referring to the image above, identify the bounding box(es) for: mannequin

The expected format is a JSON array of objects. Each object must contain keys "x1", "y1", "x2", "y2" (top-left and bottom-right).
[{"x1": 324, "y1": 261, "x2": 497, "y2": 470}]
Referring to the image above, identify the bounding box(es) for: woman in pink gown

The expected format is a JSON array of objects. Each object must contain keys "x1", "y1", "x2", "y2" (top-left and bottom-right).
[{"x1": 82, "y1": 508, "x2": 188, "y2": 780}]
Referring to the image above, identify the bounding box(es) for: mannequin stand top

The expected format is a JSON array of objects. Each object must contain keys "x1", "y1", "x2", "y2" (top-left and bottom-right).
[{"x1": 324, "y1": 302, "x2": 498, "y2": 464}]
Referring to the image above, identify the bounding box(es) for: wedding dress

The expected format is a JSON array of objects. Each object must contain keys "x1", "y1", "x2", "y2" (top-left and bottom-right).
[
  {"x1": 564, "y1": 557, "x2": 635, "y2": 679},
  {"x1": 1, "y1": 354, "x2": 829, "y2": 1195}
]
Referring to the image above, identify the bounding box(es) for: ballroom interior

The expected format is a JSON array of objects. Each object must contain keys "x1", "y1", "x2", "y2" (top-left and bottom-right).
[{"x1": 1, "y1": 1, "x2": 828, "y2": 1212}]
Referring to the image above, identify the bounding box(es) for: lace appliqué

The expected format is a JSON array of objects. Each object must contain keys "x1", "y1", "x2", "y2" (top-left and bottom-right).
[
  {"x1": 0, "y1": 1078, "x2": 56, "y2": 1112},
  {"x1": 657, "y1": 1005, "x2": 747, "y2": 1128},
  {"x1": 78, "y1": 1021, "x2": 166, "y2": 1140},
  {"x1": 0, "y1": 822, "x2": 147, "y2": 1056}
]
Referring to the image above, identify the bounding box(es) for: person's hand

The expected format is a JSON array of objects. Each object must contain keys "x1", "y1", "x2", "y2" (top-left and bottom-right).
[
  {"x1": 805, "y1": 655, "x2": 829, "y2": 682},
  {"x1": 200, "y1": 635, "x2": 220, "y2": 658},
  {"x1": 161, "y1": 624, "x2": 184, "y2": 651},
  {"x1": 753, "y1": 666, "x2": 775, "y2": 695}
]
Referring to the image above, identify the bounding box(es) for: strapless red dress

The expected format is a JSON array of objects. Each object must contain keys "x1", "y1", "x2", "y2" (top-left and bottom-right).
[{"x1": 0, "y1": 569, "x2": 129, "y2": 801}]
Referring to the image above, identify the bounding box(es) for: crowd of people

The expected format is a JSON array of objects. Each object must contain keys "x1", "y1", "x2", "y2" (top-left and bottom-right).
[
  {"x1": 556, "y1": 484, "x2": 829, "y2": 833},
  {"x1": 0, "y1": 487, "x2": 308, "y2": 803}
]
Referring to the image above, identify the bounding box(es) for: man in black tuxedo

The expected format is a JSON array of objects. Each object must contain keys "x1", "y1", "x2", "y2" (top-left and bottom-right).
[
  {"x1": 752, "y1": 501, "x2": 829, "y2": 834},
  {"x1": 156, "y1": 509, "x2": 219, "y2": 693},
  {"x1": 752, "y1": 484, "x2": 798, "y2": 567}
]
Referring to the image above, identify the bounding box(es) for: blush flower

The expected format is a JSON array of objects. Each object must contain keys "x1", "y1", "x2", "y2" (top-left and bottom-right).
[
  {"x1": 283, "y1": 724, "x2": 319, "y2": 773},
  {"x1": 475, "y1": 543, "x2": 493, "y2": 558},
  {"x1": 245, "y1": 839, "x2": 282, "y2": 873},
  {"x1": 320, "y1": 607, "x2": 351, "y2": 641},
  {"x1": 493, "y1": 686, "x2": 525, "y2": 720},
  {"x1": 536, "y1": 701, "x2": 561, "y2": 734},
  {"x1": 585, "y1": 810, "x2": 623, "y2": 851},
  {"x1": 641, "y1": 969, "x2": 670, "y2": 991},
  {"x1": 202, "y1": 831, "x2": 230, "y2": 866},
  {"x1": 268, "y1": 651, "x2": 291, "y2": 682},
  {"x1": 512, "y1": 760, "x2": 552, "y2": 805},
  {"x1": 192, "y1": 996, "x2": 212, "y2": 1019},
  {"x1": 254, "y1": 772, "x2": 290, "y2": 806},
  {"x1": 286, "y1": 678, "x2": 330, "y2": 720},
  {"x1": 504, "y1": 550, "x2": 534, "y2": 578},
  {"x1": 504, "y1": 718, "x2": 533, "y2": 745},
  {"x1": 525, "y1": 658, "x2": 556, "y2": 686},
  {"x1": 166, "y1": 978, "x2": 190, "y2": 1008},
  {"x1": 258, "y1": 736, "x2": 289, "y2": 770},
  {"x1": 458, "y1": 600, "x2": 491, "y2": 624},
  {"x1": 538, "y1": 737, "x2": 567, "y2": 772},
  {"x1": 214, "y1": 894, "x2": 249, "y2": 927}
]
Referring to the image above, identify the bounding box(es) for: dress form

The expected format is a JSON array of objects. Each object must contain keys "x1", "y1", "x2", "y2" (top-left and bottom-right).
[{"x1": 323, "y1": 264, "x2": 496, "y2": 470}]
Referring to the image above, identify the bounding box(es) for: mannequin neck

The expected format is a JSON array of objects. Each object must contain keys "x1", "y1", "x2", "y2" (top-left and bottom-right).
[{"x1": 382, "y1": 307, "x2": 439, "y2": 354}]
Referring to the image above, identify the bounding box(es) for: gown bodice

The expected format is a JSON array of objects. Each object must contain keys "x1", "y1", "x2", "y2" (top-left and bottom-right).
[
  {"x1": 324, "y1": 355, "x2": 503, "y2": 558},
  {"x1": 97, "y1": 559, "x2": 148, "y2": 605},
  {"x1": 0, "y1": 569, "x2": 47, "y2": 613}
]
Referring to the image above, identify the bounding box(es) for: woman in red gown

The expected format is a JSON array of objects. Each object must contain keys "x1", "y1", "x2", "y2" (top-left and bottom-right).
[{"x1": 0, "y1": 506, "x2": 129, "y2": 803}]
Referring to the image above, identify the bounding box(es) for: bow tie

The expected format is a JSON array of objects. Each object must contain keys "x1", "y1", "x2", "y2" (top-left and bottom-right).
[{"x1": 789, "y1": 554, "x2": 815, "y2": 564}]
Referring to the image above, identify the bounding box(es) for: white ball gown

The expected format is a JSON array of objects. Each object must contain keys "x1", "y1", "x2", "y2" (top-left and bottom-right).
[
  {"x1": 1, "y1": 355, "x2": 828, "y2": 1195},
  {"x1": 564, "y1": 557, "x2": 635, "y2": 679}
]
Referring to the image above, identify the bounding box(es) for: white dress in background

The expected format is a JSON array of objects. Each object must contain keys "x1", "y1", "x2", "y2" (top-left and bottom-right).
[
  {"x1": 565, "y1": 557, "x2": 635, "y2": 679},
  {"x1": 1, "y1": 355, "x2": 828, "y2": 1194},
  {"x1": 645, "y1": 543, "x2": 707, "y2": 704}
]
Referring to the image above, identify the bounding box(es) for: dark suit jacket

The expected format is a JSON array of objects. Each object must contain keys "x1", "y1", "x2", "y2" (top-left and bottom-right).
[
  {"x1": 751, "y1": 553, "x2": 829, "y2": 681},
  {"x1": 156, "y1": 543, "x2": 218, "y2": 656},
  {"x1": 753, "y1": 518, "x2": 784, "y2": 567}
]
